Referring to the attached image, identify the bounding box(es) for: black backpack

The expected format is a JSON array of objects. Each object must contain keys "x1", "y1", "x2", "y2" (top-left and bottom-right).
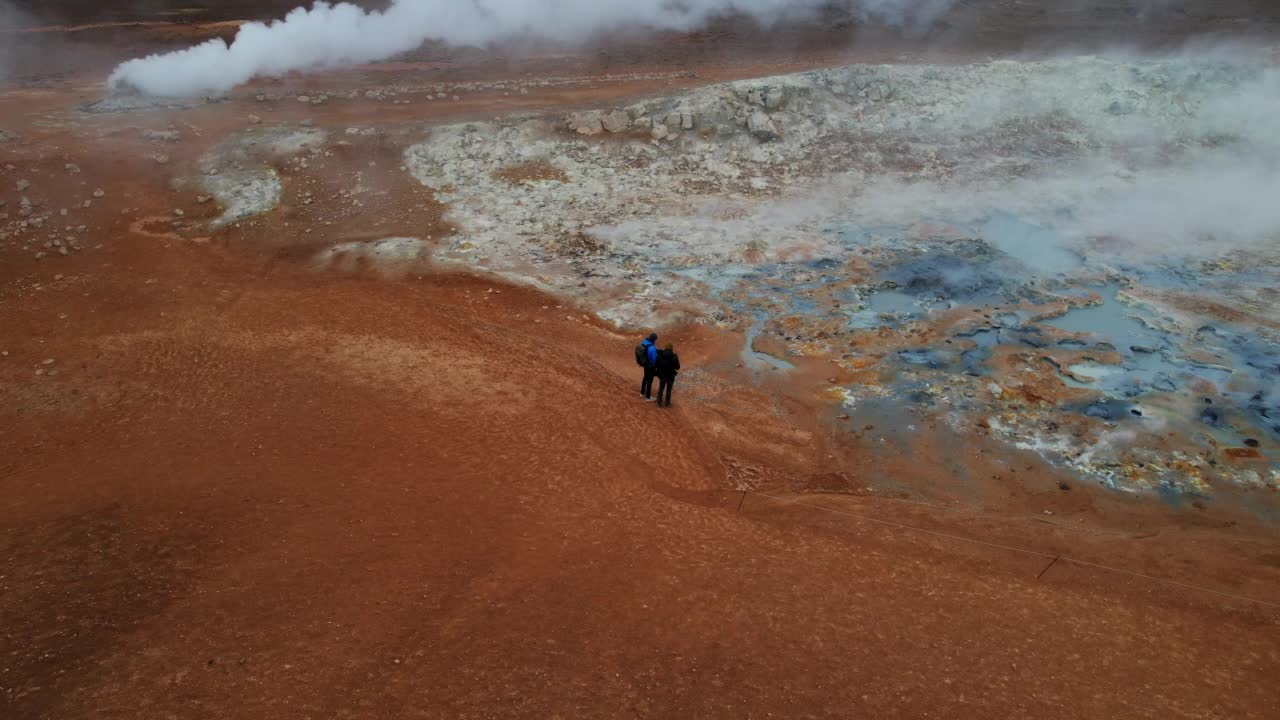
[{"x1": 635, "y1": 342, "x2": 648, "y2": 367}]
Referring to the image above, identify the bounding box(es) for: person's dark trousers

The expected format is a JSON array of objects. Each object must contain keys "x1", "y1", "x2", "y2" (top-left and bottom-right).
[
  {"x1": 641, "y1": 366, "x2": 657, "y2": 398},
  {"x1": 657, "y1": 376, "x2": 675, "y2": 407}
]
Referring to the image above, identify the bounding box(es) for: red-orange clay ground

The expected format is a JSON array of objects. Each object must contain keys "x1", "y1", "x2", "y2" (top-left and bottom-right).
[{"x1": 3, "y1": 12, "x2": 1280, "y2": 720}]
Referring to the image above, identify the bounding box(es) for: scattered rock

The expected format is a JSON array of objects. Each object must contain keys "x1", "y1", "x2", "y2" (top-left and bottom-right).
[
  {"x1": 16, "y1": 179, "x2": 30, "y2": 191},
  {"x1": 746, "y1": 86, "x2": 785, "y2": 109},
  {"x1": 651, "y1": 123, "x2": 670, "y2": 141},
  {"x1": 65, "y1": 163, "x2": 81, "y2": 174},
  {"x1": 248, "y1": 115, "x2": 262, "y2": 124},
  {"x1": 665, "y1": 109, "x2": 694, "y2": 130},
  {"x1": 92, "y1": 189, "x2": 105, "y2": 198},
  {"x1": 152, "y1": 154, "x2": 171, "y2": 165},
  {"x1": 143, "y1": 129, "x2": 180, "y2": 142},
  {"x1": 296, "y1": 95, "x2": 311, "y2": 103}
]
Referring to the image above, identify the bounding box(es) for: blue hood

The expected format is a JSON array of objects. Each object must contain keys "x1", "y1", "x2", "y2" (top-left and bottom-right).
[{"x1": 642, "y1": 339, "x2": 658, "y2": 364}]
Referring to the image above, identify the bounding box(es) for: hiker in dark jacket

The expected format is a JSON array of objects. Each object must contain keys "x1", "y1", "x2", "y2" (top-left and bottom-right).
[
  {"x1": 655, "y1": 343, "x2": 681, "y2": 408},
  {"x1": 636, "y1": 333, "x2": 659, "y2": 400}
]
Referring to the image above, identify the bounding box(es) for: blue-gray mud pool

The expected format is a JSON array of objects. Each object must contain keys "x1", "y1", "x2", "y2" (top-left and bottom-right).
[{"x1": 675, "y1": 213, "x2": 1279, "y2": 498}]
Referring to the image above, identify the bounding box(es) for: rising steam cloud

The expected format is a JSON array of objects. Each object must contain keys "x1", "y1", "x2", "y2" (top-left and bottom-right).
[{"x1": 108, "y1": 0, "x2": 957, "y2": 97}]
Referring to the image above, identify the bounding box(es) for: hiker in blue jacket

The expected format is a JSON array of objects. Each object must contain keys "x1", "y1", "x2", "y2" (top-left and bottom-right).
[{"x1": 635, "y1": 333, "x2": 659, "y2": 400}]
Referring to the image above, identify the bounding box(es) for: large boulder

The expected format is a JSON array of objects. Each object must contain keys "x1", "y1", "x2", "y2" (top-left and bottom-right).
[
  {"x1": 601, "y1": 109, "x2": 631, "y2": 133},
  {"x1": 747, "y1": 112, "x2": 780, "y2": 142},
  {"x1": 569, "y1": 111, "x2": 604, "y2": 136}
]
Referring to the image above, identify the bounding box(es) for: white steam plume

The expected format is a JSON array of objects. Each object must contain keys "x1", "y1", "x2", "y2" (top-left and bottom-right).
[
  {"x1": 108, "y1": 0, "x2": 958, "y2": 97},
  {"x1": 1, "y1": 1, "x2": 37, "y2": 80}
]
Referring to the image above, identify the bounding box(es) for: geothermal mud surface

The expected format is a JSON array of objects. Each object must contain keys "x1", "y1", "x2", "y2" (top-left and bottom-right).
[
  {"x1": 3, "y1": 17, "x2": 1280, "y2": 720},
  {"x1": 381, "y1": 55, "x2": 1280, "y2": 497}
]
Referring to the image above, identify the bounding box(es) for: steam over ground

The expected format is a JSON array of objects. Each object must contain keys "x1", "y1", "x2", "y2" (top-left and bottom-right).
[
  {"x1": 107, "y1": 0, "x2": 957, "y2": 96},
  {"x1": 66, "y1": 0, "x2": 1280, "y2": 491}
]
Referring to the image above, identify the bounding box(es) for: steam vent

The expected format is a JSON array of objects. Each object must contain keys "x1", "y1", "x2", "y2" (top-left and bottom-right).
[{"x1": 3, "y1": 2, "x2": 1279, "y2": 718}]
